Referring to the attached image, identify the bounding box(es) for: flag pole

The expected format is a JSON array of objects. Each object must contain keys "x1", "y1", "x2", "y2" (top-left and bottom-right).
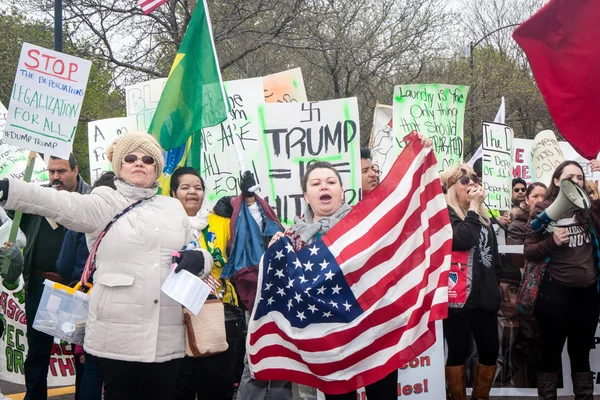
[{"x1": 202, "y1": 0, "x2": 259, "y2": 193}]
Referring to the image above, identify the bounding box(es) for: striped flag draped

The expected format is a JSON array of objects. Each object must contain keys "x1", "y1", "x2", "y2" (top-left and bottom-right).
[
  {"x1": 247, "y1": 133, "x2": 452, "y2": 394},
  {"x1": 137, "y1": 0, "x2": 168, "y2": 14}
]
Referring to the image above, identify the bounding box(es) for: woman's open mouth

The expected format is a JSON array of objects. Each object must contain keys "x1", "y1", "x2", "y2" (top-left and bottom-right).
[{"x1": 319, "y1": 194, "x2": 332, "y2": 203}]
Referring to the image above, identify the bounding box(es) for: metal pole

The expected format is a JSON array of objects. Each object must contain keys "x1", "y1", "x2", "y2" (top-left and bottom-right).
[
  {"x1": 469, "y1": 41, "x2": 475, "y2": 158},
  {"x1": 54, "y1": 0, "x2": 62, "y2": 52}
]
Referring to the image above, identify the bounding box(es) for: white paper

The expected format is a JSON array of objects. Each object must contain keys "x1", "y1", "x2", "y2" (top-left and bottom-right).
[{"x1": 160, "y1": 269, "x2": 211, "y2": 316}]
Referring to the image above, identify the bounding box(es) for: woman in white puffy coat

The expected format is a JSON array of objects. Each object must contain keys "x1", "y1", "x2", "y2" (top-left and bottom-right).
[{"x1": 0, "y1": 132, "x2": 211, "y2": 400}]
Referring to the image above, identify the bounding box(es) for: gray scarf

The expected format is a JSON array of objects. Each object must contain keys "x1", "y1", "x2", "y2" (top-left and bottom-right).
[{"x1": 289, "y1": 203, "x2": 353, "y2": 246}]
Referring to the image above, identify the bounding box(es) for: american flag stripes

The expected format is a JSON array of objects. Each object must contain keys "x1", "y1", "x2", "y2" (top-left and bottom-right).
[
  {"x1": 247, "y1": 133, "x2": 453, "y2": 394},
  {"x1": 137, "y1": 0, "x2": 168, "y2": 14}
]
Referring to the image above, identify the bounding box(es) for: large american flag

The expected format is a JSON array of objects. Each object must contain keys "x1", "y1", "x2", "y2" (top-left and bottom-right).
[
  {"x1": 247, "y1": 133, "x2": 453, "y2": 394},
  {"x1": 137, "y1": 0, "x2": 168, "y2": 14}
]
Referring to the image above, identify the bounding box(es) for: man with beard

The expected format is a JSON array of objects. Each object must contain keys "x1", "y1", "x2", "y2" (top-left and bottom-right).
[
  {"x1": 18, "y1": 154, "x2": 91, "y2": 400},
  {"x1": 361, "y1": 147, "x2": 379, "y2": 197}
]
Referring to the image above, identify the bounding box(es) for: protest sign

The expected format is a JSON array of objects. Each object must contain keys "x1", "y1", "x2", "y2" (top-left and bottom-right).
[
  {"x1": 393, "y1": 84, "x2": 469, "y2": 174},
  {"x1": 0, "y1": 101, "x2": 47, "y2": 182},
  {"x1": 3, "y1": 43, "x2": 91, "y2": 159},
  {"x1": 369, "y1": 103, "x2": 394, "y2": 176},
  {"x1": 512, "y1": 138, "x2": 600, "y2": 185},
  {"x1": 316, "y1": 321, "x2": 446, "y2": 399},
  {"x1": 531, "y1": 130, "x2": 566, "y2": 187},
  {"x1": 258, "y1": 98, "x2": 361, "y2": 225},
  {"x1": 263, "y1": 68, "x2": 307, "y2": 104},
  {"x1": 0, "y1": 276, "x2": 76, "y2": 387},
  {"x1": 482, "y1": 121, "x2": 514, "y2": 211},
  {"x1": 201, "y1": 77, "x2": 267, "y2": 208},
  {"x1": 87, "y1": 116, "x2": 137, "y2": 184},
  {"x1": 125, "y1": 78, "x2": 167, "y2": 131}
]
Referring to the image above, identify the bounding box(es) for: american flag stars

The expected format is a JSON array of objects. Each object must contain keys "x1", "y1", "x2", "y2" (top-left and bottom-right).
[{"x1": 254, "y1": 237, "x2": 362, "y2": 328}]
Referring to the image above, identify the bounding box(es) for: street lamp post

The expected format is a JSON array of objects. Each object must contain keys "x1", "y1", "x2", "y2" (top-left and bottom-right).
[
  {"x1": 55, "y1": 0, "x2": 62, "y2": 52},
  {"x1": 468, "y1": 23, "x2": 520, "y2": 159}
]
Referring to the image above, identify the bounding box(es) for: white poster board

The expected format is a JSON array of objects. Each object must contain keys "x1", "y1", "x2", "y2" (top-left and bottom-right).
[
  {"x1": 482, "y1": 121, "x2": 514, "y2": 211},
  {"x1": 0, "y1": 101, "x2": 47, "y2": 182},
  {"x1": 87, "y1": 116, "x2": 137, "y2": 184},
  {"x1": 125, "y1": 78, "x2": 167, "y2": 131},
  {"x1": 4, "y1": 43, "x2": 91, "y2": 158},
  {"x1": 392, "y1": 84, "x2": 469, "y2": 175},
  {"x1": 369, "y1": 103, "x2": 394, "y2": 176},
  {"x1": 201, "y1": 77, "x2": 267, "y2": 208},
  {"x1": 258, "y1": 98, "x2": 361, "y2": 225}
]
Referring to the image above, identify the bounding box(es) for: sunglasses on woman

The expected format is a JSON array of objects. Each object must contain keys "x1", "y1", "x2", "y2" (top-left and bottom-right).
[
  {"x1": 123, "y1": 154, "x2": 155, "y2": 165},
  {"x1": 458, "y1": 174, "x2": 479, "y2": 185},
  {"x1": 447, "y1": 173, "x2": 479, "y2": 189}
]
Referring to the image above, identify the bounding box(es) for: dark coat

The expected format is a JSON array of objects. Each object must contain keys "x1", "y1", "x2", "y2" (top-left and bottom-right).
[
  {"x1": 56, "y1": 230, "x2": 89, "y2": 284},
  {"x1": 449, "y1": 206, "x2": 502, "y2": 312}
]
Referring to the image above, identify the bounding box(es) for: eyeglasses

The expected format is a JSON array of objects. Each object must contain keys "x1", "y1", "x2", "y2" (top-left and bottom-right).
[
  {"x1": 447, "y1": 173, "x2": 479, "y2": 189},
  {"x1": 458, "y1": 174, "x2": 479, "y2": 186},
  {"x1": 513, "y1": 187, "x2": 526, "y2": 193},
  {"x1": 123, "y1": 154, "x2": 155, "y2": 165}
]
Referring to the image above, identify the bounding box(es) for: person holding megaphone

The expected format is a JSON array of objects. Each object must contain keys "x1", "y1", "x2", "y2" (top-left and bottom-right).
[{"x1": 524, "y1": 161, "x2": 600, "y2": 399}]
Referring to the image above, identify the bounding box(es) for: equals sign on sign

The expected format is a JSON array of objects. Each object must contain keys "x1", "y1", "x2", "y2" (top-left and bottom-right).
[{"x1": 270, "y1": 169, "x2": 292, "y2": 179}]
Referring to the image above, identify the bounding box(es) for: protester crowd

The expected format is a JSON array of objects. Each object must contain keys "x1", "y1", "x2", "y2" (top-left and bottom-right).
[{"x1": 0, "y1": 131, "x2": 598, "y2": 400}]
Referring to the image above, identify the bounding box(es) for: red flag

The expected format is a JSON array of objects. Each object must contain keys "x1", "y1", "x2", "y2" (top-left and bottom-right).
[
  {"x1": 513, "y1": 0, "x2": 600, "y2": 159},
  {"x1": 247, "y1": 133, "x2": 452, "y2": 393},
  {"x1": 138, "y1": 0, "x2": 168, "y2": 14}
]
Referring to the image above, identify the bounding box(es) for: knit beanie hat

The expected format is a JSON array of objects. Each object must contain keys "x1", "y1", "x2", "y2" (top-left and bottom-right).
[{"x1": 106, "y1": 131, "x2": 164, "y2": 178}]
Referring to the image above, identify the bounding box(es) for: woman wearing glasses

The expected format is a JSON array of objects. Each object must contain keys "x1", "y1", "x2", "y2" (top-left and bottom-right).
[
  {"x1": 0, "y1": 132, "x2": 204, "y2": 399},
  {"x1": 440, "y1": 164, "x2": 502, "y2": 400}
]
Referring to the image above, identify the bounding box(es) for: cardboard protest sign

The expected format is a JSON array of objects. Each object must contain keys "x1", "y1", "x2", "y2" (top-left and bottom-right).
[
  {"x1": 125, "y1": 78, "x2": 167, "y2": 131},
  {"x1": 258, "y1": 98, "x2": 361, "y2": 225},
  {"x1": 482, "y1": 121, "x2": 514, "y2": 211},
  {"x1": 3, "y1": 43, "x2": 91, "y2": 159},
  {"x1": 393, "y1": 84, "x2": 469, "y2": 174},
  {"x1": 201, "y1": 77, "x2": 267, "y2": 208},
  {"x1": 0, "y1": 102, "x2": 47, "y2": 182},
  {"x1": 369, "y1": 103, "x2": 394, "y2": 177},
  {"x1": 263, "y1": 68, "x2": 307, "y2": 104},
  {"x1": 87, "y1": 117, "x2": 137, "y2": 184},
  {"x1": 530, "y1": 130, "x2": 566, "y2": 187}
]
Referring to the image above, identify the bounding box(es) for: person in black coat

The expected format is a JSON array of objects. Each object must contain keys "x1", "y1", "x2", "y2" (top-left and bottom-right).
[{"x1": 440, "y1": 164, "x2": 502, "y2": 400}]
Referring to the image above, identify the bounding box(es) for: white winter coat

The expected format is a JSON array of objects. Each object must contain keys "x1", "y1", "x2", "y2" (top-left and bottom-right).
[{"x1": 5, "y1": 178, "x2": 193, "y2": 363}]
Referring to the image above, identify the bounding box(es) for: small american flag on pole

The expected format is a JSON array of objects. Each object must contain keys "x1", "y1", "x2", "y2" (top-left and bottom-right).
[
  {"x1": 247, "y1": 133, "x2": 452, "y2": 394},
  {"x1": 137, "y1": 0, "x2": 168, "y2": 14}
]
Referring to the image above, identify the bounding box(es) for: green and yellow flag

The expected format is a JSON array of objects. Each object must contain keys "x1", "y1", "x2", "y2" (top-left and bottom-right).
[{"x1": 148, "y1": 1, "x2": 227, "y2": 190}]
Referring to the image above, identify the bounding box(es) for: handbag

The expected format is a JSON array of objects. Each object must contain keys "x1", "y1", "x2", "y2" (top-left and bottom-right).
[
  {"x1": 448, "y1": 250, "x2": 471, "y2": 308},
  {"x1": 183, "y1": 295, "x2": 229, "y2": 357},
  {"x1": 516, "y1": 256, "x2": 550, "y2": 315}
]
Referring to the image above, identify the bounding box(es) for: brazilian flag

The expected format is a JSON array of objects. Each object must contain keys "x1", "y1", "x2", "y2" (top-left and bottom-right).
[{"x1": 148, "y1": 1, "x2": 227, "y2": 192}]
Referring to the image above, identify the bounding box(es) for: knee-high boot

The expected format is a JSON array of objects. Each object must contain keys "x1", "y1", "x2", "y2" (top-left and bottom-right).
[
  {"x1": 445, "y1": 365, "x2": 466, "y2": 400},
  {"x1": 471, "y1": 363, "x2": 496, "y2": 400},
  {"x1": 537, "y1": 372, "x2": 558, "y2": 400},
  {"x1": 572, "y1": 372, "x2": 593, "y2": 400}
]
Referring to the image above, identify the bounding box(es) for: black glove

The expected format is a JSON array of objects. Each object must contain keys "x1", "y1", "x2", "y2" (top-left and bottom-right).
[
  {"x1": 240, "y1": 170, "x2": 257, "y2": 198},
  {"x1": 0, "y1": 180, "x2": 8, "y2": 202},
  {"x1": 173, "y1": 250, "x2": 205, "y2": 276}
]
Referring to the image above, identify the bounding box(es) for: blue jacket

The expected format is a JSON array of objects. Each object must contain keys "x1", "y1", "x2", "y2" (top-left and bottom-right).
[{"x1": 56, "y1": 230, "x2": 89, "y2": 284}]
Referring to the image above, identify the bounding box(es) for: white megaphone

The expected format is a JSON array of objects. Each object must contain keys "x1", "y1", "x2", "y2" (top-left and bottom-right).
[{"x1": 531, "y1": 179, "x2": 591, "y2": 231}]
